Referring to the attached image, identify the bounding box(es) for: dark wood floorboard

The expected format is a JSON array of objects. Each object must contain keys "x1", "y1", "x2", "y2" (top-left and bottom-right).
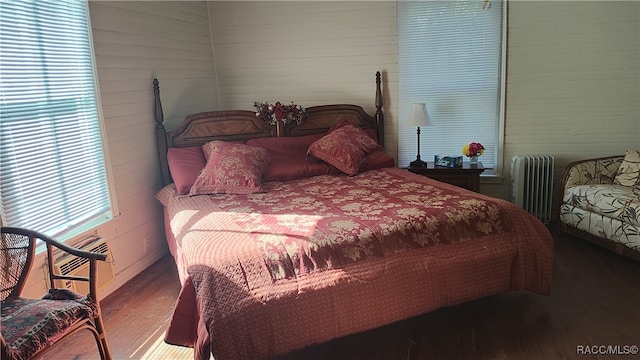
[{"x1": 38, "y1": 232, "x2": 639, "y2": 360}]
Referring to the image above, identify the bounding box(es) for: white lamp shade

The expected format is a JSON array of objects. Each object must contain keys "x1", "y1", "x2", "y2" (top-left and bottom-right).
[{"x1": 404, "y1": 103, "x2": 432, "y2": 127}]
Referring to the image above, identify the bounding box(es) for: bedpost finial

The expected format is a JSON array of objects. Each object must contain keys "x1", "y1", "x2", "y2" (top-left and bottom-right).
[
  {"x1": 374, "y1": 71, "x2": 384, "y2": 146},
  {"x1": 153, "y1": 79, "x2": 164, "y2": 129},
  {"x1": 375, "y1": 71, "x2": 382, "y2": 112}
]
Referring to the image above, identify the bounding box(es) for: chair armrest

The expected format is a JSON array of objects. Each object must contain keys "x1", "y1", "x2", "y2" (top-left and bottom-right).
[
  {"x1": 40, "y1": 234, "x2": 107, "y2": 262},
  {"x1": 560, "y1": 155, "x2": 623, "y2": 192},
  {"x1": 40, "y1": 235, "x2": 107, "y2": 300}
]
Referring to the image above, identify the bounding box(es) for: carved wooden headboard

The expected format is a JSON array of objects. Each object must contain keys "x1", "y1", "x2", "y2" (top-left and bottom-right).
[{"x1": 154, "y1": 71, "x2": 384, "y2": 186}]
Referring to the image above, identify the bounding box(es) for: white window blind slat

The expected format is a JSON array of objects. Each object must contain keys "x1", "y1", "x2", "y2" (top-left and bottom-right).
[
  {"x1": 0, "y1": 0, "x2": 112, "y2": 238},
  {"x1": 398, "y1": 0, "x2": 504, "y2": 169}
]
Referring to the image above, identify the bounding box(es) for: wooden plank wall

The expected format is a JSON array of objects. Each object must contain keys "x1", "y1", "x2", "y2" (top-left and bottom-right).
[
  {"x1": 208, "y1": 1, "x2": 399, "y2": 158},
  {"x1": 208, "y1": 1, "x2": 638, "y2": 201},
  {"x1": 488, "y1": 0, "x2": 640, "y2": 200},
  {"x1": 89, "y1": 1, "x2": 219, "y2": 296},
  {"x1": 22, "y1": 1, "x2": 219, "y2": 298},
  {"x1": 19, "y1": 1, "x2": 639, "y2": 297}
]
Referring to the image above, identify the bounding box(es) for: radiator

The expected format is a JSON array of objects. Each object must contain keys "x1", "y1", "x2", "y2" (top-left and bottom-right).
[
  {"x1": 52, "y1": 237, "x2": 115, "y2": 295},
  {"x1": 510, "y1": 155, "x2": 555, "y2": 224}
]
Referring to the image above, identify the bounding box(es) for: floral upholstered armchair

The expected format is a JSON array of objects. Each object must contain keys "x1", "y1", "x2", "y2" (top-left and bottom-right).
[{"x1": 558, "y1": 150, "x2": 640, "y2": 261}]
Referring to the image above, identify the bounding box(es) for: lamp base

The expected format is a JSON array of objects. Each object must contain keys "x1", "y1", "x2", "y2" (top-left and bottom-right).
[{"x1": 409, "y1": 158, "x2": 428, "y2": 168}]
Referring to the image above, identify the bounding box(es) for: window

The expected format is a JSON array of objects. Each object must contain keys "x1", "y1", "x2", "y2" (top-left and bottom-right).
[
  {"x1": 0, "y1": 0, "x2": 115, "y2": 239},
  {"x1": 398, "y1": 0, "x2": 506, "y2": 174}
]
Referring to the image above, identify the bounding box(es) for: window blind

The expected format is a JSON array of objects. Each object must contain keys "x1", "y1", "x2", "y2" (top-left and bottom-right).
[
  {"x1": 398, "y1": 0, "x2": 504, "y2": 170},
  {"x1": 0, "y1": 0, "x2": 112, "y2": 238}
]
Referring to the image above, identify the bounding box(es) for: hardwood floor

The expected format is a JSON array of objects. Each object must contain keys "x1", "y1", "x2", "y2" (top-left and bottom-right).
[{"x1": 39, "y1": 233, "x2": 639, "y2": 360}]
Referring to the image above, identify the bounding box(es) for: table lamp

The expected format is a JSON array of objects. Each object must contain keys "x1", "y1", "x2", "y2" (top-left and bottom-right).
[{"x1": 405, "y1": 103, "x2": 432, "y2": 168}]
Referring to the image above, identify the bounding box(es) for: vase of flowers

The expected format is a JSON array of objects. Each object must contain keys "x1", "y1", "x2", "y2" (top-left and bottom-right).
[
  {"x1": 254, "y1": 101, "x2": 306, "y2": 137},
  {"x1": 462, "y1": 142, "x2": 485, "y2": 165}
]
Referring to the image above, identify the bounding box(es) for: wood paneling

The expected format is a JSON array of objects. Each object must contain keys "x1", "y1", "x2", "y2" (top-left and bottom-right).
[
  {"x1": 19, "y1": 0, "x2": 638, "y2": 304},
  {"x1": 208, "y1": 1, "x2": 399, "y2": 159},
  {"x1": 207, "y1": 1, "x2": 639, "y2": 202},
  {"x1": 484, "y1": 1, "x2": 640, "y2": 201},
  {"x1": 38, "y1": 233, "x2": 640, "y2": 359},
  {"x1": 85, "y1": 1, "x2": 218, "y2": 297}
]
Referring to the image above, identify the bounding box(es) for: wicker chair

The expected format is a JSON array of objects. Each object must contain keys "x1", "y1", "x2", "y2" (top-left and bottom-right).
[{"x1": 0, "y1": 227, "x2": 112, "y2": 360}]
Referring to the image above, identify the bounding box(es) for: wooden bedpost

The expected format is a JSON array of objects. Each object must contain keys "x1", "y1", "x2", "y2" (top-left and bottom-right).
[
  {"x1": 375, "y1": 71, "x2": 384, "y2": 146},
  {"x1": 154, "y1": 79, "x2": 171, "y2": 187}
]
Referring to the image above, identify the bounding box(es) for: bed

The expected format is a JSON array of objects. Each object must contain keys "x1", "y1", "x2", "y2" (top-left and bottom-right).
[{"x1": 153, "y1": 72, "x2": 554, "y2": 360}]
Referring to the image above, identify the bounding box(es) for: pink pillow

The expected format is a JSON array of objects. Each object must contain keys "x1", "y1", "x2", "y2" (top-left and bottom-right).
[
  {"x1": 167, "y1": 146, "x2": 206, "y2": 195},
  {"x1": 247, "y1": 134, "x2": 333, "y2": 181},
  {"x1": 262, "y1": 158, "x2": 333, "y2": 182},
  {"x1": 189, "y1": 141, "x2": 271, "y2": 195},
  {"x1": 247, "y1": 134, "x2": 324, "y2": 159},
  {"x1": 307, "y1": 124, "x2": 383, "y2": 175},
  {"x1": 328, "y1": 117, "x2": 358, "y2": 132},
  {"x1": 359, "y1": 151, "x2": 395, "y2": 172},
  {"x1": 327, "y1": 117, "x2": 379, "y2": 142}
]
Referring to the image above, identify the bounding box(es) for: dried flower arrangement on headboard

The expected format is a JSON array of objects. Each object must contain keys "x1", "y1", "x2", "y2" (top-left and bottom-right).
[{"x1": 254, "y1": 101, "x2": 306, "y2": 126}]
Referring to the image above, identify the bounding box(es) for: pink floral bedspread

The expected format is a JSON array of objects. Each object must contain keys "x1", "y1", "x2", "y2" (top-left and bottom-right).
[{"x1": 157, "y1": 167, "x2": 554, "y2": 360}]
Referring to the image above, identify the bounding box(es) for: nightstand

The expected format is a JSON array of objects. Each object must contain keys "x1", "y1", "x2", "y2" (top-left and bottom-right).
[{"x1": 407, "y1": 162, "x2": 484, "y2": 192}]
